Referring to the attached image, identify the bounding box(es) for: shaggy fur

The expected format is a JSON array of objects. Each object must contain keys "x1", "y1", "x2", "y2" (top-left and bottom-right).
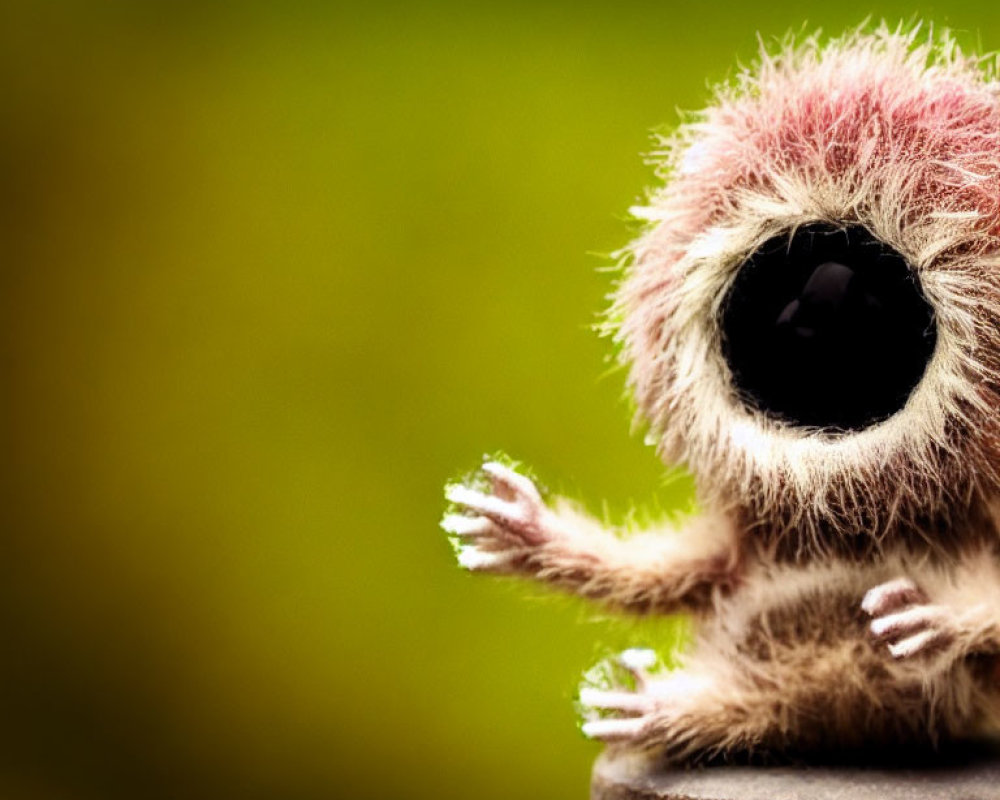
[{"x1": 443, "y1": 24, "x2": 1000, "y2": 763}]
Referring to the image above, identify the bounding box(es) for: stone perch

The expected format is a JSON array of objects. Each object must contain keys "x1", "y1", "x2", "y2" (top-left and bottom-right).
[{"x1": 591, "y1": 746, "x2": 1000, "y2": 800}]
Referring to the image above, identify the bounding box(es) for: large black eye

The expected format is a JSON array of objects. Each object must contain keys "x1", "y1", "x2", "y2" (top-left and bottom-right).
[{"x1": 720, "y1": 224, "x2": 937, "y2": 431}]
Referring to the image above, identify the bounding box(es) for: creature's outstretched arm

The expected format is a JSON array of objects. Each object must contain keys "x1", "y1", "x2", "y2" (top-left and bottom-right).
[{"x1": 442, "y1": 462, "x2": 739, "y2": 614}]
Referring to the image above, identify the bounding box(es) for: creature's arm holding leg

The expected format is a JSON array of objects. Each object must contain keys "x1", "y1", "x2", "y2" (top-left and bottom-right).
[
  {"x1": 442, "y1": 462, "x2": 739, "y2": 614},
  {"x1": 863, "y1": 559, "x2": 1000, "y2": 662}
]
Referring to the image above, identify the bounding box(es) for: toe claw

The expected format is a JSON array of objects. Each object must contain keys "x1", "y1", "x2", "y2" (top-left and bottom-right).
[
  {"x1": 869, "y1": 605, "x2": 939, "y2": 641},
  {"x1": 482, "y1": 461, "x2": 541, "y2": 503},
  {"x1": 581, "y1": 717, "x2": 645, "y2": 742},
  {"x1": 616, "y1": 648, "x2": 658, "y2": 689},
  {"x1": 619, "y1": 648, "x2": 658, "y2": 672},
  {"x1": 456, "y1": 546, "x2": 515, "y2": 572},
  {"x1": 888, "y1": 628, "x2": 943, "y2": 659},
  {"x1": 578, "y1": 688, "x2": 651, "y2": 715},
  {"x1": 445, "y1": 485, "x2": 524, "y2": 528},
  {"x1": 440, "y1": 513, "x2": 493, "y2": 537},
  {"x1": 862, "y1": 578, "x2": 924, "y2": 616}
]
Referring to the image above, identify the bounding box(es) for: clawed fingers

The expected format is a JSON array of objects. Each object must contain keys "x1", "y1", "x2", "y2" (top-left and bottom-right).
[
  {"x1": 862, "y1": 579, "x2": 956, "y2": 661},
  {"x1": 442, "y1": 460, "x2": 552, "y2": 573},
  {"x1": 444, "y1": 461, "x2": 549, "y2": 547},
  {"x1": 577, "y1": 649, "x2": 671, "y2": 744}
]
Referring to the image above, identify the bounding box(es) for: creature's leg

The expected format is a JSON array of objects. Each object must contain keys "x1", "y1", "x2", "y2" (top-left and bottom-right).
[
  {"x1": 578, "y1": 651, "x2": 785, "y2": 762},
  {"x1": 442, "y1": 460, "x2": 739, "y2": 614}
]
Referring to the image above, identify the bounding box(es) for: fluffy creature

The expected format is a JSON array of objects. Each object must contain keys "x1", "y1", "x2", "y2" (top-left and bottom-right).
[{"x1": 442, "y1": 24, "x2": 1000, "y2": 763}]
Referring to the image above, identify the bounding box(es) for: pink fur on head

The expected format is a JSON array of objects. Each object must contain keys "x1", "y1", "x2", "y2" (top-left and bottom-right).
[{"x1": 609, "y1": 24, "x2": 1000, "y2": 546}]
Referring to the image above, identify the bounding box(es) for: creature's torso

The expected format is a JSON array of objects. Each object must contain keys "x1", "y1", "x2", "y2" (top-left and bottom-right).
[{"x1": 686, "y1": 509, "x2": 1000, "y2": 749}]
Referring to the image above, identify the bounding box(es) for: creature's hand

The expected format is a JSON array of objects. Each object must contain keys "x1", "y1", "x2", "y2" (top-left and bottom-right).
[
  {"x1": 442, "y1": 461, "x2": 559, "y2": 573},
  {"x1": 579, "y1": 649, "x2": 663, "y2": 744},
  {"x1": 862, "y1": 577, "x2": 958, "y2": 660},
  {"x1": 578, "y1": 649, "x2": 710, "y2": 748}
]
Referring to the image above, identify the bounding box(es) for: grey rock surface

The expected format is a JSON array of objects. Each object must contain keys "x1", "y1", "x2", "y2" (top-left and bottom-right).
[{"x1": 591, "y1": 747, "x2": 1000, "y2": 800}]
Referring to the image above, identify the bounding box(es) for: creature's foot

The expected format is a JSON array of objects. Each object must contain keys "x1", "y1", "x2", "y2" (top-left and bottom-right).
[
  {"x1": 578, "y1": 650, "x2": 713, "y2": 752},
  {"x1": 442, "y1": 460, "x2": 560, "y2": 573},
  {"x1": 862, "y1": 577, "x2": 958, "y2": 660}
]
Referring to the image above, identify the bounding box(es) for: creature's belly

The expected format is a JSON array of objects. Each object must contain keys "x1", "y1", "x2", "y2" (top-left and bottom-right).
[{"x1": 708, "y1": 560, "x2": 891, "y2": 647}]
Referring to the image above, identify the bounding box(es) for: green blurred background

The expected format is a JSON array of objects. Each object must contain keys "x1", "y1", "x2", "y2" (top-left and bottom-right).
[{"x1": 2, "y1": 2, "x2": 998, "y2": 797}]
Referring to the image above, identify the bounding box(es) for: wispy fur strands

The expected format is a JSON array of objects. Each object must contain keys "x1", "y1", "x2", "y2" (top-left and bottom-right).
[{"x1": 609, "y1": 25, "x2": 1000, "y2": 551}]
